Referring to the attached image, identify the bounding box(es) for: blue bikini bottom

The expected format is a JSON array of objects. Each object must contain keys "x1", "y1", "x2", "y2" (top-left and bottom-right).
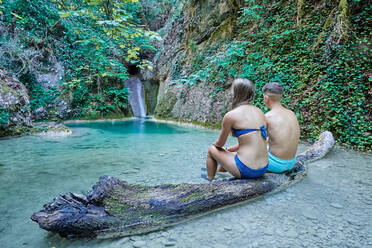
[{"x1": 234, "y1": 155, "x2": 268, "y2": 179}]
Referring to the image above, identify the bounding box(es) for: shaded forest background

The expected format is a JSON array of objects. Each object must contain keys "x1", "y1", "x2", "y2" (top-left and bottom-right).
[{"x1": 0, "y1": 0, "x2": 370, "y2": 150}]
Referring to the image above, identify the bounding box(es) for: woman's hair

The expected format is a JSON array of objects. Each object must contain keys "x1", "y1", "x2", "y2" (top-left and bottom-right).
[{"x1": 232, "y1": 78, "x2": 255, "y2": 109}]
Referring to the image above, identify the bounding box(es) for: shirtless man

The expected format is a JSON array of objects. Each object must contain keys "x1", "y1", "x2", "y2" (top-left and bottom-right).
[{"x1": 263, "y1": 82, "x2": 300, "y2": 173}]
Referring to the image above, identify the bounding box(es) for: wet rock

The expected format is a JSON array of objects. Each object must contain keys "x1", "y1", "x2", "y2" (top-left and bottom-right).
[
  {"x1": 164, "y1": 238, "x2": 176, "y2": 246},
  {"x1": 330, "y1": 203, "x2": 343, "y2": 209},
  {"x1": 248, "y1": 241, "x2": 259, "y2": 248},
  {"x1": 33, "y1": 107, "x2": 46, "y2": 121},
  {"x1": 148, "y1": 243, "x2": 162, "y2": 248},
  {"x1": 264, "y1": 228, "x2": 274, "y2": 236},
  {"x1": 346, "y1": 218, "x2": 359, "y2": 226},
  {"x1": 32, "y1": 99, "x2": 70, "y2": 121},
  {"x1": 130, "y1": 236, "x2": 140, "y2": 241},
  {"x1": 0, "y1": 69, "x2": 33, "y2": 136},
  {"x1": 316, "y1": 230, "x2": 328, "y2": 239},
  {"x1": 275, "y1": 229, "x2": 285, "y2": 237},
  {"x1": 33, "y1": 122, "x2": 72, "y2": 137},
  {"x1": 132, "y1": 240, "x2": 146, "y2": 248},
  {"x1": 303, "y1": 210, "x2": 317, "y2": 220},
  {"x1": 214, "y1": 244, "x2": 228, "y2": 248},
  {"x1": 115, "y1": 237, "x2": 129, "y2": 246}
]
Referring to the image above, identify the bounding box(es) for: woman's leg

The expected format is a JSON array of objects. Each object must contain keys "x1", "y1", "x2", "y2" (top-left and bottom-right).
[
  {"x1": 206, "y1": 146, "x2": 240, "y2": 180},
  {"x1": 206, "y1": 147, "x2": 218, "y2": 180},
  {"x1": 217, "y1": 152, "x2": 237, "y2": 172}
]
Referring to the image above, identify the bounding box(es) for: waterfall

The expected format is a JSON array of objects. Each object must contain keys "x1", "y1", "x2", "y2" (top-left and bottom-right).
[{"x1": 124, "y1": 77, "x2": 146, "y2": 117}]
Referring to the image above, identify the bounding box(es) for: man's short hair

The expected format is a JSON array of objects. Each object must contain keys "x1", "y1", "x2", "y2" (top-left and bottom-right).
[{"x1": 263, "y1": 82, "x2": 284, "y2": 95}]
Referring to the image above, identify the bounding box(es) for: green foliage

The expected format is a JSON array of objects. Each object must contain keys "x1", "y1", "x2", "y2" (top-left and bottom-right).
[
  {"x1": 239, "y1": 0, "x2": 263, "y2": 24},
  {"x1": 53, "y1": 0, "x2": 158, "y2": 117},
  {"x1": 0, "y1": 107, "x2": 9, "y2": 126},
  {"x1": 1, "y1": 0, "x2": 159, "y2": 118},
  {"x1": 29, "y1": 85, "x2": 59, "y2": 111},
  {"x1": 170, "y1": 0, "x2": 371, "y2": 151},
  {"x1": 174, "y1": 40, "x2": 247, "y2": 85},
  {"x1": 141, "y1": 0, "x2": 176, "y2": 30},
  {"x1": 0, "y1": 0, "x2": 3, "y2": 15},
  {"x1": 18, "y1": 74, "x2": 60, "y2": 113},
  {"x1": 2, "y1": 0, "x2": 60, "y2": 35},
  {"x1": 71, "y1": 86, "x2": 129, "y2": 119},
  {"x1": 105, "y1": 87, "x2": 129, "y2": 109}
]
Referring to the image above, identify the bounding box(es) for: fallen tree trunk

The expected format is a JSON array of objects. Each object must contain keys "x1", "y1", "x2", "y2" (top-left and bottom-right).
[{"x1": 31, "y1": 131, "x2": 334, "y2": 239}]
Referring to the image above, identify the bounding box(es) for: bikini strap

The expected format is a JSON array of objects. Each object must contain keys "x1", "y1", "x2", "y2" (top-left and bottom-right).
[{"x1": 260, "y1": 125, "x2": 267, "y2": 140}]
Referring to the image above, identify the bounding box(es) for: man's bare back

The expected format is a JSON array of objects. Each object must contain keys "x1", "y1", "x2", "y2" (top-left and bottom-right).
[
  {"x1": 265, "y1": 106, "x2": 300, "y2": 160},
  {"x1": 262, "y1": 82, "x2": 300, "y2": 173}
]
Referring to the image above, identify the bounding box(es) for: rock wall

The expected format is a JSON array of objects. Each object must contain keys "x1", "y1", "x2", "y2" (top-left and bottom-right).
[
  {"x1": 152, "y1": 0, "x2": 371, "y2": 151},
  {"x1": 0, "y1": 69, "x2": 32, "y2": 136},
  {"x1": 28, "y1": 53, "x2": 70, "y2": 121},
  {"x1": 0, "y1": 22, "x2": 70, "y2": 121},
  {"x1": 154, "y1": 0, "x2": 242, "y2": 125}
]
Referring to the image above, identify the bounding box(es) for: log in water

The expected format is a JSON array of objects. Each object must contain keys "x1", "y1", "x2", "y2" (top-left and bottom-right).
[{"x1": 31, "y1": 132, "x2": 334, "y2": 239}]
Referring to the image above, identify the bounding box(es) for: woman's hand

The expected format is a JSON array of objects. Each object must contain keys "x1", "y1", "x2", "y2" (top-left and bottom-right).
[
  {"x1": 213, "y1": 143, "x2": 226, "y2": 150},
  {"x1": 226, "y1": 144, "x2": 239, "y2": 152}
]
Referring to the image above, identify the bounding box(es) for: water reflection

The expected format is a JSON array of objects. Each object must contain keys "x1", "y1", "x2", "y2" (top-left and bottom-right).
[{"x1": 66, "y1": 118, "x2": 187, "y2": 135}]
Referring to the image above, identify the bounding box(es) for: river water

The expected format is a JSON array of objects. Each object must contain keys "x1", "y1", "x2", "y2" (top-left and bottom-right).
[{"x1": 0, "y1": 119, "x2": 370, "y2": 248}]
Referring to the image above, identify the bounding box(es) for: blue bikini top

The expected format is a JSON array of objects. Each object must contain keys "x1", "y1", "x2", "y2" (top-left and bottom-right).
[{"x1": 232, "y1": 125, "x2": 267, "y2": 140}]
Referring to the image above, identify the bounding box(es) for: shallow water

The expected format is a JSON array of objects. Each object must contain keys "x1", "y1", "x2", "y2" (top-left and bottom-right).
[{"x1": 0, "y1": 119, "x2": 370, "y2": 248}]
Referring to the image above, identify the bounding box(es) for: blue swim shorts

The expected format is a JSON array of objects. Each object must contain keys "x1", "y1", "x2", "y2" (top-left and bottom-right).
[{"x1": 268, "y1": 152, "x2": 296, "y2": 173}]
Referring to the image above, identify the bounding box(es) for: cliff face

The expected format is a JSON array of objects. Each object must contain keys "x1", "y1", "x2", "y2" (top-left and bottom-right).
[
  {"x1": 0, "y1": 22, "x2": 70, "y2": 121},
  {"x1": 0, "y1": 69, "x2": 32, "y2": 136},
  {"x1": 153, "y1": 0, "x2": 371, "y2": 150},
  {"x1": 154, "y1": 0, "x2": 242, "y2": 124}
]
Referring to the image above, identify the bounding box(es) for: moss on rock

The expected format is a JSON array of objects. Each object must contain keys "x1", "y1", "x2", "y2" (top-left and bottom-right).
[{"x1": 154, "y1": 91, "x2": 178, "y2": 118}]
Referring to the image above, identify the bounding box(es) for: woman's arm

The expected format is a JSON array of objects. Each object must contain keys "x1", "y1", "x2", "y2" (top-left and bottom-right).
[{"x1": 213, "y1": 114, "x2": 234, "y2": 148}]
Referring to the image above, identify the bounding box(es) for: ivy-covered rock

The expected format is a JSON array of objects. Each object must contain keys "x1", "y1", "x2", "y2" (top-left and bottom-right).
[
  {"x1": 154, "y1": 0, "x2": 238, "y2": 124},
  {"x1": 0, "y1": 69, "x2": 32, "y2": 137},
  {"x1": 154, "y1": 0, "x2": 371, "y2": 151}
]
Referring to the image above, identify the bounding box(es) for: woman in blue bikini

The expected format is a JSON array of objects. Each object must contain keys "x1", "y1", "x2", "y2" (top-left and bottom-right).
[{"x1": 205, "y1": 78, "x2": 268, "y2": 180}]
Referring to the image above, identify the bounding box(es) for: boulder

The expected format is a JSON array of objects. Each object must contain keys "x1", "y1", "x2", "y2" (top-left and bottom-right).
[{"x1": 0, "y1": 69, "x2": 32, "y2": 136}]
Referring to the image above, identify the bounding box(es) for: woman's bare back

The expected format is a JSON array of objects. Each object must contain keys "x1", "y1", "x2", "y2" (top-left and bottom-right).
[{"x1": 228, "y1": 105, "x2": 268, "y2": 169}]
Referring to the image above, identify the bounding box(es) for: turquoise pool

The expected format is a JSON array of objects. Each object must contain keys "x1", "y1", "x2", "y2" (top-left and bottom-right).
[{"x1": 0, "y1": 119, "x2": 370, "y2": 247}]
